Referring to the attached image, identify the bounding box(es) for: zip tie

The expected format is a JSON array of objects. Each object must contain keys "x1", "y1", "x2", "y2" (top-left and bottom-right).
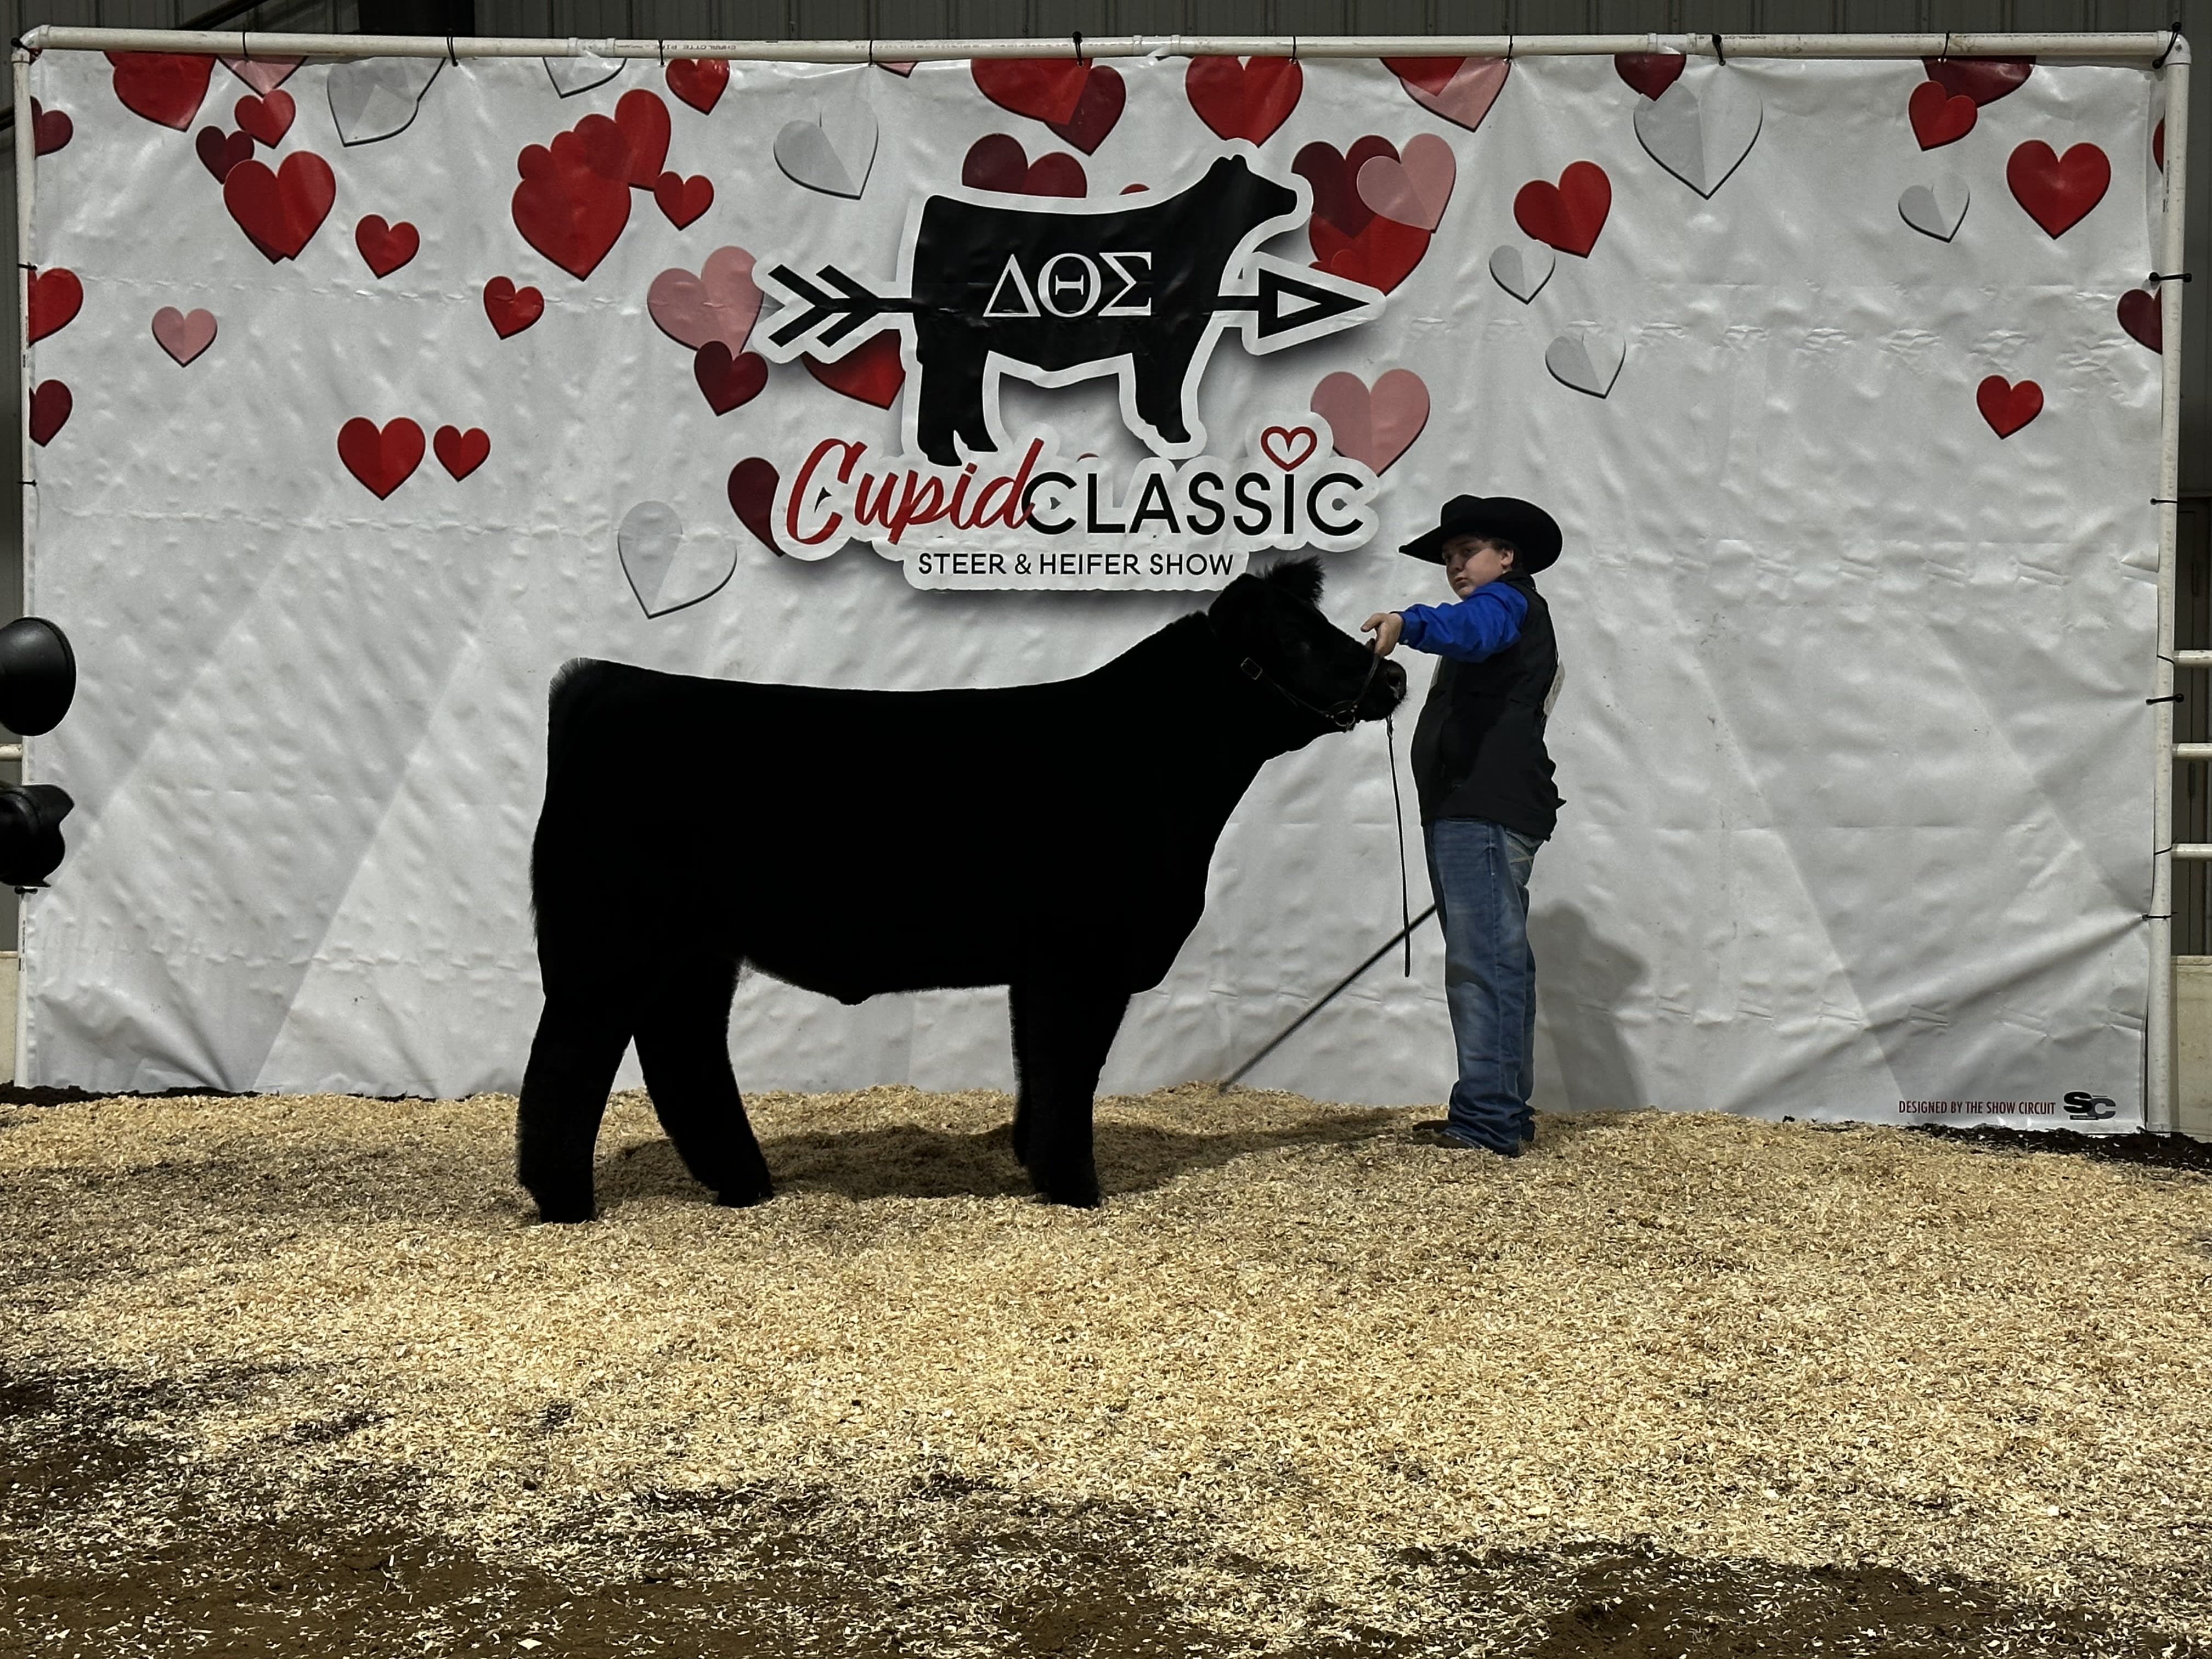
[
  {"x1": 2148, "y1": 692, "x2": 2184, "y2": 704},
  {"x1": 1713, "y1": 32, "x2": 1726, "y2": 63},
  {"x1": 2154, "y1": 497, "x2": 2182, "y2": 504},
  {"x1": 1506, "y1": 33, "x2": 1515, "y2": 59},
  {"x1": 1071, "y1": 30, "x2": 1083, "y2": 63},
  {"x1": 446, "y1": 35, "x2": 456, "y2": 65},
  {"x1": 2150, "y1": 270, "x2": 2193, "y2": 282},
  {"x1": 2156, "y1": 32, "x2": 2180, "y2": 67},
  {"x1": 658, "y1": 37, "x2": 665, "y2": 65},
  {"x1": 240, "y1": 29, "x2": 249, "y2": 60},
  {"x1": 2145, "y1": 910, "x2": 2175, "y2": 919},
  {"x1": 1290, "y1": 34, "x2": 1299, "y2": 62},
  {"x1": 1940, "y1": 32, "x2": 1954, "y2": 59}
]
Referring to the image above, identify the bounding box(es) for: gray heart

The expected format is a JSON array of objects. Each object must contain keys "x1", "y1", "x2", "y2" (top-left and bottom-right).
[
  {"x1": 544, "y1": 52, "x2": 623, "y2": 97},
  {"x1": 1489, "y1": 240, "x2": 1556, "y2": 304},
  {"x1": 1545, "y1": 328, "x2": 1626, "y2": 399},
  {"x1": 1899, "y1": 180, "x2": 1970, "y2": 242},
  {"x1": 1633, "y1": 75, "x2": 1762, "y2": 199},
  {"x1": 326, "y1": 58, "x2": 442, "y2": 147},
  {"x1": 618, "y1": 502, "x2": 736, "y2": 619},
  {"x1": 773, "y1": 104, "x2": 878, "y2": 199}
]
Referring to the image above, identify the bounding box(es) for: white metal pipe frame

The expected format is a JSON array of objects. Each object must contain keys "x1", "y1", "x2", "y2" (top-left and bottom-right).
[{"x1": 7, "y1": 27, "x2": 2197, "y2": 1127}]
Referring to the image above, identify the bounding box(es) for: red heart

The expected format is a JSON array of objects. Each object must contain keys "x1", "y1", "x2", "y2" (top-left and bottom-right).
[
  {"x1": 1513, "y1": 161, "x2": 1611, "y2": 258},
  {"x1": 1185, "y1": 57, "x2": 1303, "y2": 144},
  {"x1": 972, "y1": 58, "x2": 1090, "y2": 126},
  {"x1": 195, "y1": 125, "x2": 254, "y2": 181},
  {"x1": 29, "y1": 381, "x2": 70, "y2": 448},
  {"x1": 1294, "y1": 137, "x2": 1399, "y2": 241},
  {"x1": 27, "y1": 268, "x2": 82, "y2": 345},
  {"x1": 1908, "y1": 81, "x2": 1977, "y2": 149},
  {"x1": 1976, "y1": 375, "x2": 2043, "y2": 438},
  {"x1": 1314, "y1": 217, "x2": 1429, "y2": 294},
  {"x1": 962, "y1": 136, "x2": 1086, "y2": 197},
  {"x1": 30, "y1": 100, "x2": 72, "y2": 156},
  {"x1": 694, "y1": 343, "x2": 768, "y2": 414},
  {"x1": 1922, "y1": 57, "x2": 2032, "y2": 106},
  {"x1": 665, "y1": 57, "x2": 728, "y2": 115},
  {"x1": 1613, "y1": 53, "x2": 1686, "y2": 99},
  {"x1": 654, "y1": 171, "x2": 714, "y2": 229},
  {"x1": 234, "y1": 89, "x2": 294, "y2": 146},
  {"x1": 483, "y1": 276, "x2": 545, "y2": 338},
  {"x1": 616, "y1": 90, "x2": 672, "y2": 189},
  {"x1": 433, "y1": 425, "x2": 490, "y2": 480},
  {"x1": 106, "y1": 52, "x2": 212, "y2": 131},
  {"x1": 2154, "y1": 119, "x2": 2166, "y2": 172},
  {"x1": 804, "y1": 332, "x2": 905, "y2": 408},
  {"x1": 1260, "y1": 425, "x2": 1317, "y2": 470},
  {"x1": 2118, "y1": 288, "x2": 2162, "y2": 353},
  {"x1": 1379, "y1": 57, "x2": 1460, "y2": 97},
  {"x1": 355, "y1": 215, "x2": 419, "y2": 278},
  {"x1": 728, "y1": 456, "x2": 781, "y2": 553},
  {"x1": 223, "y1": 152, "x2": 335, "y2": 262},
  {"x1": 512, "y1": 134, "x2": 632, "y2": 280},
  {"x1": 337, "y1": 417, "x2": 426, "y2": 498},
  {"x1": 1045, "y1": 64, "x2": 1124, "y2": 154},
  {"x1": 2006, "y1": 140, "x2": 2109, "y2": 238},
  {"x1": 566, "y1": 117, "x2": 634, "y2": 184}
]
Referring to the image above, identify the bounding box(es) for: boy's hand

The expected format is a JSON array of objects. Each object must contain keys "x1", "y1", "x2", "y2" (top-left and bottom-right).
[{"x1": 1361, "y1": 612, "x2": 1404, "y2": 657}]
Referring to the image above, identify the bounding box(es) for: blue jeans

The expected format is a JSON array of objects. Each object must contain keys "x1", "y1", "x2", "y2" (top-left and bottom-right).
[{"x1": 1425, "y1": 817, "x2": 1541, "y2": 1152}]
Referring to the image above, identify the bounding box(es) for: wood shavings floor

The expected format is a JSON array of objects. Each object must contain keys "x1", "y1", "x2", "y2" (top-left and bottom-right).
[{"x1": 2, "y1": 1083, "x2": 2208, "y2": 1657}]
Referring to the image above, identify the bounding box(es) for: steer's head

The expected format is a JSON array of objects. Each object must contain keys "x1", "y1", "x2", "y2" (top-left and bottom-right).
[{"x1": 1207, "y1": 557, "x2": 1406, "y2": 747}]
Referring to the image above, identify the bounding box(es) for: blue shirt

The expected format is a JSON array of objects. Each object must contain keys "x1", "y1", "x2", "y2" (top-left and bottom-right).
[{"x1": 1397, "y1": 582, "x2": 1528, "y2": 663}]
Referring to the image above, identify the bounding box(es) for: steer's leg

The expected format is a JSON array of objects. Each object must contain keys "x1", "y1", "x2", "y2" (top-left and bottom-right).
[
  {"x1": 634, "y1": 952, "x2": 774, "y2": 1207},
  {"x1": 517, "y1": 980, "x2": 633, "y2": 1224},
  {"x1": 1009, "y1": 979, "x2": 1129, "y2": 1208}
]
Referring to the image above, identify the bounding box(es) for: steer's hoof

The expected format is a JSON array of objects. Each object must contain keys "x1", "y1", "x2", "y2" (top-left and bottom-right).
[
  {"x1": 532, "y1": 1196, "x2": 597, "y2": 1224},
  {"x1": 715, "y1": 1180, "x2": 774, "y2": 1209},
  {"x1": 1034, "y1": 1172, "x2": 1102, "y2": 1209}
]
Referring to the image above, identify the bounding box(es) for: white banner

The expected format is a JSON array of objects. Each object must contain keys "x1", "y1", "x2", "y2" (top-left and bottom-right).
[{"x1": 18, "y1": 44, "x2": 2164, "y2": 1128}]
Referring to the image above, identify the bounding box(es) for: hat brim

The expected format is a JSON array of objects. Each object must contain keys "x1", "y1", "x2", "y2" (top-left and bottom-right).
[{"x1": 1400, "y1": 498, "x2": 1561, "y2": 573}]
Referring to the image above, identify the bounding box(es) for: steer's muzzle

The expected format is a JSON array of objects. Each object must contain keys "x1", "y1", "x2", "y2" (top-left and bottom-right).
[{"x1": 1361, "y1": 657, "x2": 1408, "y2": 721}]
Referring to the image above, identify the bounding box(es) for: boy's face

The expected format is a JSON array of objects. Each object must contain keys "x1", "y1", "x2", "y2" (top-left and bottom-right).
[{"x1": 1442, "y1": 535, "x2": 1515, "y2": 598}]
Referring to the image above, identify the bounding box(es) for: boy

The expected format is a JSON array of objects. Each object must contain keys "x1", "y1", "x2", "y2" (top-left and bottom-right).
[{"x1": 1362, "y1": 495, "x2": 1564, "y2": 1156}]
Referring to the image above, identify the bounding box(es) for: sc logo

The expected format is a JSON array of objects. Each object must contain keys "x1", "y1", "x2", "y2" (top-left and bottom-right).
[{"x1": 2062, "y1": 1091, "x2": 2118, "y2": 1121}]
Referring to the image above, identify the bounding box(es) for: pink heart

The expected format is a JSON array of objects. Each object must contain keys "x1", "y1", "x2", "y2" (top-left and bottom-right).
[
  {"x1": 1357, "y1": 133, "x2": 1456, "y2": 232},
  {"x1": 646, "y1": 246, "x2": 760, "y2": 354},
  {"x1": 1310, "y1": 368, "x2": 1431, "y2": 473},
  {"x1": 219, "y1": 55, "x2": 300, "y2": 95},
  {"x1": 1397, "y1": 58, "x2": 1508, "y2": 134},
  {"x1": 150, "y1": 305, "x2": 217, "y2": 365}
]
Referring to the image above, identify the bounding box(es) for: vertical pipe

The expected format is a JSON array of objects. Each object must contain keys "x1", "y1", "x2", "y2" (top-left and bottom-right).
[
  {"x1": 12, "y1": 46, "x2": 33, "y2": 1087},
  {"x1": 2149, "y1": 40, "x2": 2192, "y2": 1135}
]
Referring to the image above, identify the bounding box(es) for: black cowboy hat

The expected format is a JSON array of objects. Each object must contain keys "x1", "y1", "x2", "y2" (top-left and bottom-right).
[{"x1": 1400, "y1": 495, "x2": 1562, "y2": 572}]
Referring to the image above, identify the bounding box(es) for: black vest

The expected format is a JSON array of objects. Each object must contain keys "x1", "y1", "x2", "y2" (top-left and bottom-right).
[{"x1": 1408, "y1": 573, "x2": 1563, "y2": 839}]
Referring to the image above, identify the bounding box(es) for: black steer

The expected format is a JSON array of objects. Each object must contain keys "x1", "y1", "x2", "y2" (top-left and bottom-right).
[{"x1": 517, "y1": 557, "x2": 1405, "y2": 1219}]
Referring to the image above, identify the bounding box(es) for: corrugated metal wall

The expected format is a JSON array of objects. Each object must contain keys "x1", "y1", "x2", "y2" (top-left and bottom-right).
[{"x1": 3, "y1": 0, "x2": 2207, "y2": 944}]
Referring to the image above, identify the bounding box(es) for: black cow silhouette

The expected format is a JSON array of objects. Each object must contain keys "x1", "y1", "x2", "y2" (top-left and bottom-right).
[
  {"x1": 517, "y1": 558, "x2": 1406, "y2": 1221},
  {"x1": 906, "y1": 155, "x2": 1297, "y2": 462}
]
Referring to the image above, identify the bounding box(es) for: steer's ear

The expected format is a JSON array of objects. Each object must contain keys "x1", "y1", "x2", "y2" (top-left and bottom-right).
[{"x1": 1259, "y1": 556, "x2": 1325, "y2": 607}]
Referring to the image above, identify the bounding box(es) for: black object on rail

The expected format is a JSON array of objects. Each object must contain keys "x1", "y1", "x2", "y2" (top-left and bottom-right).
[{"x1": 1223, "y1": 904, "x2": 1439, "y2": 1087}]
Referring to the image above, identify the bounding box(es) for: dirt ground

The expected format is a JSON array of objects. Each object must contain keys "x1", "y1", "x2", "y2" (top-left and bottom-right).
[{"x1": 3, "y1": 1084, "x2": 2210, "y2": 1658}]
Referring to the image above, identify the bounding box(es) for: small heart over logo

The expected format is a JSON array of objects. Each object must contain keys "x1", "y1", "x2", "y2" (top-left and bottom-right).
[
  {"x1": 655, "y1": 172, "x2": 714, "y2": 228},
  {"x1": 972, "y1": 58, "x2": 1090, "y2": 125},
  {"x1": 337, "y1": 416, "x2": 426, "y2": 498},
  {"x1": 619, "y1": 500, "x2": 738, "y2": 617},
  {"x1": 962, "y1": 135, "x2": 1087, "y2": 198},
  {"x1": 1976, "y1": 375, "x2": 2043, "y2": 438},
  {"x1": 1310, "y1": 369, "x2": 1429, "y2": 473},
  {"x1": 1045, "y1": 64, "x2": 1125, "y2": 154},
  {"x1": 151, "y1": 306, "x2": 217, "y2": 366},
  {"x1": 483, "y1": 277, "x2": 544, "y2": 338},
  {"x1": 694, "y1": 343, "x2": 769, "y2": 414},
  {"x1": 1260, "y1": 425, "x2": 1318, "y2": 471},
  {"x1": 433, "y1": 425, "x2": 490, "y2": 480},
  {"x1": 648, "y1": 246, "x2": 760, "y2": 353},
  {"x1": 1357, "y1": 132, "x2": 1455, "y2": 232},
  {"x1": 804, "y1": 332, "x2": 905, "y2": 407},
  {"x1": 727, "y1": 458, "x2": 782, "y2": 554},
  {"x1": 2118, "y1": 288, "x2": 2162, "y2": 353}
]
